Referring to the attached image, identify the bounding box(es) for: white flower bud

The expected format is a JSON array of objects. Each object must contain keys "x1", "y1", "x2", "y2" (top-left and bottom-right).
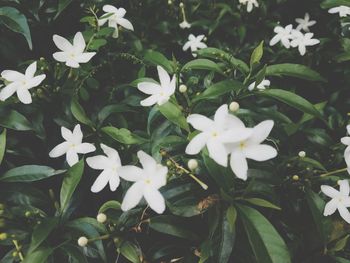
[
  {"x1": 229, "y1": 102, "x2": 240, "y2": 112},
  {"x1": 298, "y1": 151, "x2": 306, "y2": 158},
  {"x1": 179, "y1": 2, "x2": 184, "y2": 8},
  {"x1": 97, "y1": 213, "x2": 107, "y2": 223},
  {"x1": 78, "y1": 236, "x2": 88, "y2": 247},
  {"x1": 179, "y1": 84, "x2": 187, "y2": 93},
  {"x1": 188, "y1": 159, "x2": 198, "y2": 171}
]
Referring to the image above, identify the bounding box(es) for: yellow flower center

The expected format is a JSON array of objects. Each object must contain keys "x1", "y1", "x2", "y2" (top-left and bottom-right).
[
  {"x1": 211, "y1": 131, "x2": 218, "y2": 137},
  {"x1": 145, "y1": 179, "x2": 152, "y2": 184},
  {"x1": 239, "y1": 142, "x2": 246, "y2": 149}
]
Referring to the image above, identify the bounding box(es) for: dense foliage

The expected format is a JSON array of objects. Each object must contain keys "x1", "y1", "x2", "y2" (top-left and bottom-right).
[{"x1": 0, "y1": 0, "x2": 350, "y2": 262}]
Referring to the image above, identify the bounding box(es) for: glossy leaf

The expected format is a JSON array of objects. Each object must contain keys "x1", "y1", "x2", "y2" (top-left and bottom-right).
[
  {"x1": 0, "y1": 165, "x2": 65, "y2": 182},
  {"x1": 28, "y1": 217, "x2": 59, "y2": 253},
  {"x1": 144, "y1": 50, "x2": 174, "y2": 73},
  {"x1": 158, "y1": 101, "x2": 190, "y2": 131},
  {"x1": 70, "y1": 98, "x2": 94, "y2": 127},
  {"x1": 182, "y1": 59, "x2": 223, "y2": 74},
  {"x1": 0, "y1": 109, "x2": 32, "y2": 131},
  {"x1": 265, "y1": 64, "x2": 326, "y2": 82},
  {"x1": 0, "y1": 129, "x2": 6, "y2": 165},
  {"x1": 102, "y1": 126, "x2": 148, "y2": 144}
]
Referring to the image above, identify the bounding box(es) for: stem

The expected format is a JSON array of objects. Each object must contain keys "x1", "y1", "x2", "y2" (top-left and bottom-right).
[
  {"x1": 88, "y1": 234, "x2": 110, "y2": 242},
  {"x1": 13, "y1": 240, "x2": 24, "y2": 261},
  {"x1": 319, "y1": 168, "x2": 348, "y2": 177}
]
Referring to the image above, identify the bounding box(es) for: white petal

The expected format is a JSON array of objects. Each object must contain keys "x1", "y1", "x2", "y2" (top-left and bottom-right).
[
  {"x1": 0, "y1": 83, "x2": 18, "y2": 101},
  {"x1": 66, "y1": 59, "x2": 80, "y2": 68},
  {"x1": 118, "y1": 165, "x2": 143, "y2": 181},
  {"x1": 121, "y1": 182, "x2": 144, "y2": 211},
  {"x1": 101, "y1": 144, "x2": 121, "y2": 164},
  {"x1": 137, "y1": 82, "x2": 162, "y2": 95},
  {"x1": 49, "y1": 142, "x2": 69, "y2": 158},
  {"x1": 347, "y1": 125, "x2": 350, "y2": 135},
  {"x1": 73, "y1": 32, "x2": 86, "y2": 53},
  {"x1": 25, "y1": 62, "x2": 37, "y2": 78},
  {"x1": 1, "y1": 70, "x2": 24, "y2": 82},
  {"x1": 137, "y1": 150, "x2": 156, "y2": 171},
  {"x1": 116, "y1": 8, "x2": 127, "y2": 17},
  {"x1": 66, "y1": 150, "x2": 79, "y2": 166},
  {"x1": 152, "y1": 166, "x2": 168, "y2": 189},
  {"x1": 230, "y1": 150, "x2": 248, "y2": 180},
  {"x1": 61, "y1": 126, "x2": 72, "y2": 141},
  {"x1": 183, "y1": 42, "x2": 191, "y2": 51},
  {"x1": 72, "y1": 124, "x2": 83, "y2": 144},
  {"x1": 298, "y1": 44, "x2": 306, "y2": 56},
  {"x1": 185, "y1": 132, "x2": 209, "y2": 155},
  {"x1": 164, "y1": 75, "x2": 176, "y2": 95},
  {"x1": 16, "y1": 88, "x2": 32, "y2": 104},
  {"x1": 226, "y1": 115, "x2": 247, "y2": 129},
  {"x1": 338, "y1": 205, "x2": 350, "y2": 224},
  {"x1": 28, "y1": 75, "x2": 46, "y2": 88},
  {"x1": 75, "y1": 143, "x2": 96, "y2": 154},
  {"x1": 214, "y1": 104, "x2": 229, "y2": 128},
  {"x1": 187, "y1": 114, "x2": 213, "y2": 131},
  {"x1": 109, "y1": 174, "x2": 120, "y2": 191},
  {"x1": 207, "y1": 140, "x2": 228, "y2": 167},
  {"x1": 323, "y1": 199, "x2": 337, "y2": 216},
  {"x1": 140, "y1": 95, "x2": 159, "y2": 106},
  {"x1": 248, "y1": 120, "x2": 274, "y2": 144},
  {"x1": 269, "y1": 35, "x2": 280, "y2": 46},
  {"x1": 321, "y1": 185, "x2": 339, "y2": 198},
  {"x1": 103, "y1": 4, "x2": 118, "y2": 13},
  {"x1": 87, "y1": 155, "x2": 111, "y2": 170},
  {"x1": 144, "y1": 187, "x2": 166, "y2": 214},
  {"x1": 116, "y1": 18, "x2": 134, "y2": 31},
  {"x1": 53, "y1": 34, "x2": 73, "y2": 52},
  {"x1": 91, "y1": 170, "x2": 113, "y2": 193},
  {"x1": 53, "y1": 52, "x2": 69, "y2": 62},
  {"x1": 243, "y1": 144, "x2": 277, "y2": 161},
  {"x1": 157, "y1": 66, "x2": 170, "y2": 88},
  {"x1": 76, "y1": 52, "x2": 96, "y2": 63},
  {"x1": 219, "y1": 128, "x2": 253, "y2": 143},
  {"x1": 339, "y1": 180, "x2": 350, "y2": 196}
]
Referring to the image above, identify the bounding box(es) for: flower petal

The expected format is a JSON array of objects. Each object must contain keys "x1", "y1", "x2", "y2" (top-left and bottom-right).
[
  {"x1": 243, "y1": 144, "x2": 277, "y2": 161},
  {"x1": 249, "y1": 120, "x2": 274, "y2": 144},
  {"x1": 323, "y1": 199, "x2": 337, "y2": 216},
  {"x1": 75, "y1": 143, "x2": 96, "y2": 154},
  {"x1": 73, "y1": 32, "x2": 86, "y2": 53},
  {"x1": 230, "y1": 150, "x2": 248, "y2": 180},
  {"x1": 53, "y1": 52, "x2": 69, "y2": 62},
  {"x1": 72, "y1": 124, "x2": 83, "y2": 143},
  {"x1": 338, "y1": 205, "x2": 350, "y2": 224},
  {"x1": 87, "y1": 155, "x2": 111, "y2": 170},
  {"x1": 137, "y1": 150, "x2": 157, "y2": 171},
  {"x1": 137, "y1": 82, "x2": 162, "y2": 95},
  {"x1": 76, "y1": 52, "x2": 96, "y2": 63},
  {"x1": 25, "y1": 62, "x2": 37, "y2": 78},
  {"x1": 103, "y1": 4, "x2": 118, "y2": 13},
  {"x1": 1, "y1": 70, "x2": 24, "y2": 82},
  {"x1": 49, "y1": 142, "x2": 69, "y2": 158},
  {"x1": 144, "y1": 187, "x2": 166, "y2": 214},
  {"x1": 66, "y1": 150, "x2": 79, "y2": 166},
  {"x1": 214, "y1": 104, "x2": 229, "y2": 128},
  {"x1": 16, "y1": 88, "x2": 32, "y2": 104},
  {"x1": 53, "y1": 34, "x2": 73, "y2": 52},
  {"x1": 339, "y1": 180, "x2": 350, "y2": 196},
  {"x1": 121, "y1": 181, "x2": 144, "y2": 211},
  {"x1": 61, "y1": 126, "x2": 72, "y2": 141},
  {"x1": 0, "y1": 83, "x2": 19, "y2": 101},
  {"x1": 118, "y1": 165, "x2": 143, "y2": 181},
  {"x1": 185, "y1": 132, "x2": 209, "y2": 155},
  {"x1": 157, "y1": 66, "x2": 170, "y2": 88},
  {"x1": 321, "y1": 185, "x2": 339, "y2": 198},
  {"x1": 28, "y1": 75, "x2": 46, "y2": 88},
  {"x1": 140, "y1": 95, "x2": 159, "y2": 106},
  {"x1": 187, "y1": 114, "x2": 213, "y2": 131},
  {"x1": 207, "y1": 140, "x2": 228, "y2": 167},
  {"x1": 109, "y1": 173, "x2": 120, "y2": 191},
  {"x1": 101, "y1": 144, "x2": 121, "y2": 165},
  {"x1": 117, "y1": 17, "x2": 134, "y2": 31},
  {"x1": 91, "y1": 170, "x2": 113, "y2": 193}
]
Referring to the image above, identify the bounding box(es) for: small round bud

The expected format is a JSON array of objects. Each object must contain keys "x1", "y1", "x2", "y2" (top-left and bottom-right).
[
  {"x1": 25, "y1": 211, "x2": 31, "y2": 217},
  {"x1": 97, "y1": 213, "x2": 107, "y2": 223},
  {"x1": 179, "y1": 84, "x2": 187, "y2": 93},
  {"x1": 179, "y1": 2, "x2": 184, "y2": 8},
  {"x1": 166, "y1": 160, "x2": 172, "y2": 166},
  {"x1": 298, "y1": 151, "x2": 306, "y2": 158},
  {"x1": 188, "y1": 159, "x2": 198, "y2": 171},
  {"x1": 203, "y1": 37, "x2": 207, "y2": 41},
  {"x1": 168, "y1": 0, "x2": 172, "y2": 4},
  {"x1": 0, "y1": 203, "x2": 5, "y2": 210},
  {"x1": 292, "y1": 175, "x2": 299, "y2": 181},
  {"x1": 12, "y1": 251, "x2": 18, "y2": 257},
  {"x1": 229, "y1": 102, "x2": 240, "y2": 112},
  {"x1": 39, "y1": 57, "x2": 45, "y2": 61},
  {"x1": 40, "y1": 67, "x2": 45, "y2": 71},
  {"x1": 0, "y1": 233, "x2": 7, "y2": 240},
  {"x1": 78, "y1": 236, "x2": 88, "y2": 247}
]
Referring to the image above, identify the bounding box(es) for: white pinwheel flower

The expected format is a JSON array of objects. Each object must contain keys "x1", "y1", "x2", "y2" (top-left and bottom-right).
[
  {"x1": 321, "y1": 180, "x2": 350, "y2": 223},
  {"x1": 290, "y1": 30, "x2": 320, "y2": 56},
  {"x1": 98, "y1": 5, "x2": 134, "y2": 38},
  {"x1": 86, "y1": 144, "x2": 122, "y2": 193},
  {"x1": 49, "y1": 124, "x2": 96, "y2": 167},
  {"x1": 183, "y1": 34, "x2": 207, "y2": 57},
  {"x1": 118, "y1": 151, "x2": 168, "y2": 214},
  {"x1": 137, "y1": 66, "x2": 175, "y2": 106},
  {"x1": 226, "y1": 120, "x2": 277, "y2": 180},
  {"x1": 341, "y1": 125, "x2": 350, "y2": 173},
  {"x1": 248, "y1": 79, "x2": 270, "y2": 91},
  {"x1": 179, "y1": 20, "x2": 191, "y2": 29},
  {"x1": 269, "y1": 24, "x2": 294, "y2": 49},
  {"x1": 52, "y1": 32, "x2": 96, "y2": 68},
  {"x1": 0, "y1": 62, "x2": 46, "y2": 104},
  {"x1": 295, "y1": 13, "x2": 316, "y2": 32},
  {"x1": 239, "y1": 0, "x2": 259, "y2": 12},
  {"x1": 328, "y1": 6, "x2": 350, "y2": 17},
  {"x1": 185, "y1": 104, "x2": 253, "y2": 167}
]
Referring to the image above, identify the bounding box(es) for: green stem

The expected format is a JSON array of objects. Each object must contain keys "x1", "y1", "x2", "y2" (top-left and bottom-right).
[{"x1": 320, "y1": 168, "x2": 348, "y2": 177}]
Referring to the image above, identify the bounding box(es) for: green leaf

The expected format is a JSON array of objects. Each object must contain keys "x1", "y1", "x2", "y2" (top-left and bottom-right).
[
  {"x1": 0, "y1": 129, "x2": 6, "y2": 165},
  {"x1": 244, "y1": 198, "x2": 281, "y2": 210},
  {"x1": 28, "y1": 217, "x2": 59, "y2": 253},
  {"x1": 61, "y1": 244, "x2": 87, "y2": 263},
  {"x1": 331, "y1": 235, "x2": 350, "y2": 252},
  {"x1": 99, "y1": 200, "x2": 121, "y2": 213},
  {"x1": 182, "y1": 59, "x2": 223, "y2": 74},
  {"x1": 0, "y1": 165, "x2": 65, "y2": 182},
  {"x1": 158, "y1": 102, "x2": 190, "y2": 131},
  {"x1": 70, "y1": 98, "x2": 93, "y2": 127},
  {"x1": 144, "y1": 50, "x2": 174, "y2": 73},
  {"x1": 149, "y1": 215, "x2": 200, "y2": 241},
  {"x1": 102, "y1": 126, "x2": 148, "y2": 145},
  {"x1": 265, "y1": 64, "x2": 326, "y2": 82},
  {"x1": 60, "y1": 159, "x2": 84, "y2": 213},
  {"x1": 237, "y1": 204, "x2": 291, "y2": 263},
  {"x1": 0, "y1": 7, "x2": 32, "y2": 49},
  {"x1": 193, "y1": 80, "x2": 244, "y2": 102},
  {"x1": 226, "y1": 206, "x2": 237, "y2": 232},
  {"x1": 321, "y1": 0, "x2": 350, "y2": 8},
  {"x1": 250, "y1": 41, "x2": 264, "y2": 68},
  {"x1": 23, "y1": 247, "x2": 53, "y2": 263},
  {"x1": 0, "y1": 109, "x2": 32, "y2": 131},
  {"x1": 334, "y1": 256, "x2": 350, "y2": 263},
  {"x1": 55, "y1": 0, "x2": 73, "y2": 19},
  {"x1": 305, "y1": 189, "x2": 332, "y2": 243},
  {"x1": 119, "y1": 241, "x2": 142, "y2": 263},
  {"x1": 258, "y1": 89, "x2": 322, "y2": 118}
]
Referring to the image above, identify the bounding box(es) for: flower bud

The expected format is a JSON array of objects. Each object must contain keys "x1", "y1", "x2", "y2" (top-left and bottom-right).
[
  {"x1": 179, "y1": 84, "x2": 187, "y2": 93},
  {"x1": 0, "y1": 233, "x2": 7, "y2": 240},
  {"x1": 25, "y1": 211, "x2": 31, "y2": 217},
  {"x1": 166, "y1": 160, "x2": 172, "y2": 166},
  {"x1": 179, "y1": 2, "x2": 184, "y2": 8},
  {"x1": 229, "y1": 102, "x2": 240, "y2": 112},
  {"x1": 12, "y1": 251, "x2": 18, "y2": 258},
  {"x1": 292, "y1": 175, "x2": 299, "y2": 181},
  {"x1": 78, "y1": 236, "x2": 88, "y2": 247},
  {"x1": 97, "y1": 213, "x2": 107, "y2": 223},
  {"x1": 188, "y1": 159, "x2": 198, "y2": 171},
  {"x1": 298, "y1": 151, "x2": 306, "y2": 158}
]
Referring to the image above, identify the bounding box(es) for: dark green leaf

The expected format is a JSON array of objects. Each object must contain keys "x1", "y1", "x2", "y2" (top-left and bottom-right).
[
  {"x1": 0, "y1": 129, "x2": 6, "y2": 165},
  {"x1": 0, "y1": 165, "x2": 65, "y2": 182},
  {"x1": 0, "y1": 109, "x2": 32, "y2": 131},
  {"x1": 28, "y1": 217, "x2": 59, "y2": 253},
  {"x1": 244, "y1": 198, "x2": 281, "y2": 210},
  {"x1": 182, "y1": 59, "x2": 223, "y2": 74},
  {"x1": 23, "y1": 247, "x2": 53, "y2": 263},
  {"x1": 55, "y1": 0, "x2": 73, "y2": 19},
  {"x1": 158, "y1": 102, "x2": 190, "y2": 131},
  {"x1": 98, "y1": 200, "x2": 121, "y2": 213},
  {"x1": 70, "y1": 98, "x2": 93, "y2": 127},
  {"x1": 102, "y1": 126, "x2": 148, "y2": 145},
  {"x1": 193, "y1": 80, "x2": 244, "y2": 102},
  {"x1": 119, "y1": 241, "x2": 142, "y2": 263},
  {"x1": 265, "y1": 64, "x2": 326, "y2": 82},
  {"x1": 144, "y1": 50, "x2": 174, "y2": 73}
]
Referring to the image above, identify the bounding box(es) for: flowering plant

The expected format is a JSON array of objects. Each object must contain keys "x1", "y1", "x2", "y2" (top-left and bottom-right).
[{"x1": 0, "y1": 0, "x2": 350, "y2": 262}]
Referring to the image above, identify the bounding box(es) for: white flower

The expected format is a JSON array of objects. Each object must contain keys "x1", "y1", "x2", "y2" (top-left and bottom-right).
[
  {"x1": 185, "y1": 104, "x2": 253, "y2": 167},
  {"x1": 248, "y1": 79, "x2": 270, "y2": 91},
  {"x1": 49, "y1": 124, "x2": 96, "y2": 167},
  {"x1": 0, "y1": 62, "x2": 46, "y2": 104},
  {"x1": 179, "y1": 20, "x2": 191, "y2": 29},
  {"x1": 118, "y1": 151, "x2": 167, "y2": 214},
  {"x1": 295, "y1": 13, "x2": 316, "y2": 32},
  {"x1": 226, "y1": 120, "x2": 277, "y2": 180},
  {"x1": 290, "y1": 30, "x2": 320, "y2": 56},
  {"x1": 183, "y1": 34, "x2": 207, "y2": 57},
  {"x1": 137, "y1": 66, "x2": 176, "y2": 106},
  {"x1": 321, "y1": 180, "x2": 350, "y2": 223},
  {"x1": 52, "y1": 32, "x2": 96, "y2": 68},
  {"x1": 86, "y1": 144, "x2": 122, "y2": 193},
  {"x1": 341, "y1": 125, "x2": 350, "y2": 173},
  {"x1": 328, "y1": 6, "x2": 350, "y2": 17},
  {"x1": 269, "y1": 24, "x2": 294, "y2": 48},
  {"x1": 239, "y1": 0, "x2": 259, "y2": 12},
  {"x1": 98, "y1": 5, "x2": 134, "y2": 38}
]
